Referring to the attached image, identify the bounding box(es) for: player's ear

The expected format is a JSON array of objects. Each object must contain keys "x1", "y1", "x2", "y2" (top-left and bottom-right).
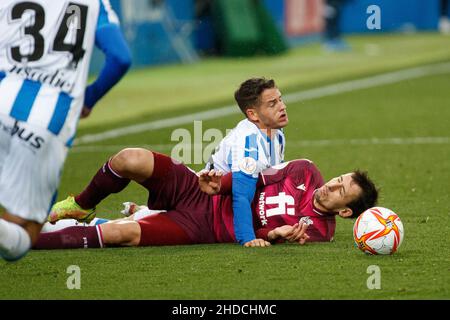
[
  {"x1": 246, "y1": 108, "x2": 259, "y2": 121},
  {"x1": 338, "y1": 208, "x2": 353, "y2": 218}
]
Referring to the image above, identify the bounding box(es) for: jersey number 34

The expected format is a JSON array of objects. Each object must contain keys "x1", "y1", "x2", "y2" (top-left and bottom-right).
[{"x1": 8, "y1": 2, "x2": 87, "y2": 66}]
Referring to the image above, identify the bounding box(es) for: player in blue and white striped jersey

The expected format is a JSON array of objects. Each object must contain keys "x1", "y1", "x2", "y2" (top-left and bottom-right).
[
  {"x1": 205, "y1": 78, "x2": 288, "y2": 246},
  {"x1": 0, "y1": 0, "x2": 131, "y2": 261}
]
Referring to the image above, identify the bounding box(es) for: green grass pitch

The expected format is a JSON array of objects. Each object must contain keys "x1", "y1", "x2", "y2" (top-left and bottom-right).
[{"x1": 1, "y1": 33, "x2": 450, "y2": 299}]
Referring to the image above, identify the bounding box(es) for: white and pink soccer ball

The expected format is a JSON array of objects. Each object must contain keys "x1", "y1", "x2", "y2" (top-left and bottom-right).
[{"x1": 353, "y1": 207, "x2": 404, "y2": 255}]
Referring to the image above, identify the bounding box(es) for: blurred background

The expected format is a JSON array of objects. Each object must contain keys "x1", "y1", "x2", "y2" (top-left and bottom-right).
[
  {"x1": 90, "y1": 0, "x2": 448, "y2": 69},
  {"x1": 79, "y1": 0, "x2": 450, "y2": 136}
]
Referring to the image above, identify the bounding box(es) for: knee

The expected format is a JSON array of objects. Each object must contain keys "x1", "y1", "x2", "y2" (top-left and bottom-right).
[
  {"x1": 111, "y1": 148, "x2": 143, "y2": 173},
  {"x1": 119, "y1": 223, "x2": 140, "y2": 245},
  {"x1": 110, "y1": 148, "x2": 153, "y2": 179},
  {"x1": 102, "y1": 223, "x2": 140, "y2": 246}
]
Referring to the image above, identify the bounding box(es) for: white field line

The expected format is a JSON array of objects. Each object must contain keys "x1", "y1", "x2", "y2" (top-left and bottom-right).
[
  {"x1": 70, "y1": 136, "x2": 450, "y2": 153},
  {"x1": 74, "y1": 62, "x2": 450, "y2": 145}
]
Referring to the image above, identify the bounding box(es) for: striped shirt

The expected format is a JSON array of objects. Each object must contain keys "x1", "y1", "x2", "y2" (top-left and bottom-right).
[
  {"x1": 0, "y1": 0, "x2": 119, "y2": 145},
  {"x1": 207, "y1": 119, "x2": 285, "y2": 177}
]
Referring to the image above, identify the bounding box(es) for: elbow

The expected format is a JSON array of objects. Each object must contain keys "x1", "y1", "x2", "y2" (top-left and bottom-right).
[
  {"x1": 111, "y1": 51, "x2": 132, "y2": 74},
  {"x1": 118, "y1": 53, "x2": 132, "y2": 73}
]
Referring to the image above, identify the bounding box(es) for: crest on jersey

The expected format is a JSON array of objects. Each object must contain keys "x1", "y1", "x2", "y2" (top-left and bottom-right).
[
  {"x1": 299, "y1": 216, "x2": 314, "y2": 226},
  {"x1": 239, "y1": 157, "x2": 257, "y2": 175}
]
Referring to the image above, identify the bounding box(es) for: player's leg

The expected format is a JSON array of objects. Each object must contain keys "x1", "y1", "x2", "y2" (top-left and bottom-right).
[
  {"x1": 77, "y1": 148, "x2": 155, "y2": 206},
  {"x1": 49, "y1": 148, "x2": 155, "y2": 223},
  {"x1": 34, "y1": 212, "x2": 192, "y2": 249},
  {"x1": 41, "y1": 205, "x2": 163, "y2": 232},
  {"x1": 41, "y1": 217, "x2": 109, "y2": 232},
  {"x1": 0, "y1": 212, "x2": 38, "y2": 261},
  {"x1": 34, "y1": 224, "x2": 106, "y2": 249},
  {"x1": 109, "y1": 148, "x2": 155, "y2": 183},
  {"x1": 135, "y1": 212, "x2": 193, "y2": 246},
  {"x1": 0, "y1": 117, "x2": 65, "y2": 261},
  {"x1": 35, "y1": 220, "x2": 135, "y2": 250},
  {"x1": 0, "y1": 117, "x2": 31, "y2": 261},
  {"x1": 97, "y1": 212, "x2": 192, "y2": 246},
  {"x1": 139, "y1": 152, "x2": 216, "y2": 244}
]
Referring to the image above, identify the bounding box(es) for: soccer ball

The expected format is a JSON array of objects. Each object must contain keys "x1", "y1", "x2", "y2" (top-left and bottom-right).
[{"x1": 353, "y1": 207, "x2": 404, "y2": 255}]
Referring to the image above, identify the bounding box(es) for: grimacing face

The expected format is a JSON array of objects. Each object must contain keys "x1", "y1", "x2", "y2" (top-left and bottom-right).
[
  {"x1": 313, "y1": 173, "x2": 363, "y2": 217},
  {"x1": 247, "y1": 87, "x2": 288, "y2": 130}
]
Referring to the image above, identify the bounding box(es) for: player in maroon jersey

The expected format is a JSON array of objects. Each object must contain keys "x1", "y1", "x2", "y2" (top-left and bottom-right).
[{"x1": 33, "y1": 149, "x2": 378, "y2": 249}]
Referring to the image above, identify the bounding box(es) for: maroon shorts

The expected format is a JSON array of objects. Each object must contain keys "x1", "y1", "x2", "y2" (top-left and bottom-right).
[{"x1": 137, "y1": 152, "x2": 216, "y2": 244}]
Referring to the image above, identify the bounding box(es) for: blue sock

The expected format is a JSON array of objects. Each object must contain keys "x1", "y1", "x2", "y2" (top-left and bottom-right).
[{"x1": 94, "y1": 218, "x2": 110, "y2": 225}]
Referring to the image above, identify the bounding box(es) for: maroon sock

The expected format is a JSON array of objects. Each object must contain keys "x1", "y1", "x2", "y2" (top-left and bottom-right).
[
  {"x1": 33, "y1": 226, "x2": 103, "y2": 250},
  {"x1": 75, "y1": 160, "x2": 130, "y2": 209}
]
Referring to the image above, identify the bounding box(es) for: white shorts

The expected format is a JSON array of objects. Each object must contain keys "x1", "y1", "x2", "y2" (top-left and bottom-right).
[{"x1": 0, "y1": 115, "x2": 68, "y2": 223}]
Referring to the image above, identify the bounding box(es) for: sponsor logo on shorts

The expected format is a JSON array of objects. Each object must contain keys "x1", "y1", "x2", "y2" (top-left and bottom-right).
[{"x1": 1, "y1": 120, "x2": 46, "y2": 151}]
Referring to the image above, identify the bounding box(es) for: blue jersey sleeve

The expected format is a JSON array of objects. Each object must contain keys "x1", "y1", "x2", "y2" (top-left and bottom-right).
[
  {"x1": 232, "y1": 171, "x2": 257, "y2": 245},
  {"x1": 84, "y1": 24, "x2": 132, "y2": 108}
]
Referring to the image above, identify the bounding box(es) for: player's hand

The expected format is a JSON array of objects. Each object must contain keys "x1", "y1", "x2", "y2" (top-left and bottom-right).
[
  {"x1": 244, "y1": 238, "x2": 271, "y2": 247},
  {"x1": 80, "y1": 106, "x2": 92, "y2": 119},
  {"x1": 198, "y1": 169, "x2": 223, "y2": 195},
  {"x1": 270, "y1": 222, "x2": 310, "y2": 245}
]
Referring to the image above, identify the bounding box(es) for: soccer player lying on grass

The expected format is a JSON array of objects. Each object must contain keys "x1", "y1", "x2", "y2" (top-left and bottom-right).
[
  {"x1": 33, "y1": 149, "x2": 378, "y2": 249},
  {"x1": 44, "y1": 77, "x2": 290, "y2": 247}
]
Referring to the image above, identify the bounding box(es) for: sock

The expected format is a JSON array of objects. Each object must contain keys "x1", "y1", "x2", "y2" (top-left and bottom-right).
[
  {"x1": 94, "y1": 218, "x2": 110, "y2": 225},
  {"x1": 33, "y1": 226, "x2": 103, "y2": 250},
  {"x1": 41, "y1": 219, "x2": 85, "y2": 232},
  {"x1": 75, "y1": 159, "x2": 130, "y2": 209},
  {"x1": 41, "y1": 218, "x2": 110, "y2": 233},
  {"x1": 0, "y1": 219, "x2": 31, "y2": 261}
]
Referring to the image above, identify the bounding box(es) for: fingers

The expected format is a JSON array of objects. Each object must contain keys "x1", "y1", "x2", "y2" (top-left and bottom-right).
[
  {"x1": 198, "y1": 169, "x2": 223, "y2": 180},
  {"x1": 298, "y1": 234, "x2": 310, "y2": 245},
  {"x1": 198, "y1": 169, "x2": 223, "y2": 177},
  {"x1": 244, "y1": 239, "x2": 271, "y2": 247},
  {"x1": 208, "y1": 169, "x2": 223, "y2": 178},
  {"x1": 284, "y1": 222, "x2": 301, "y2": 241},
  {"x1": 276, "y1": 224, "x2": 296, "y2": 239},
  {"x1": 293, "y1": 222, "x2": 309, "y2": 242},
  {"x1": 285, "y1": 221, "x2": 309, "y2": 242}
]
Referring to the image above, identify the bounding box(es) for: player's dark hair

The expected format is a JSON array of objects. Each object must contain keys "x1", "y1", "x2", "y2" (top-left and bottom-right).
[
  {"x1": 234, "y1": 77, "x2": 276, "y2": 115},
  {"x1": 347, "y1": 170, "x2": 379, "y2": 218}
]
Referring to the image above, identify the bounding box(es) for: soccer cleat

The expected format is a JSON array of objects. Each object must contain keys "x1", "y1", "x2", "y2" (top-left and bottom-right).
[{"x1": 47, "y1": 196, "x2": 96, "y2": 224}]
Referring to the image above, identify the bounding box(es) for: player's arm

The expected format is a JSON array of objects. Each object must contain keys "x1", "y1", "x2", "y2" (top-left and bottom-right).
[
  {"x1": 83, "y1": 16, "x2": 132, "y2": 116},
  {"x1": 232, "y1": 171, "x2": 258, "y2": 245},
  {"x1": 279, "y1": 129, "x2": 286, "y2": 163},
  {"x1": 231, "y1": 133, "x2": 272, "y2": 246}
]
